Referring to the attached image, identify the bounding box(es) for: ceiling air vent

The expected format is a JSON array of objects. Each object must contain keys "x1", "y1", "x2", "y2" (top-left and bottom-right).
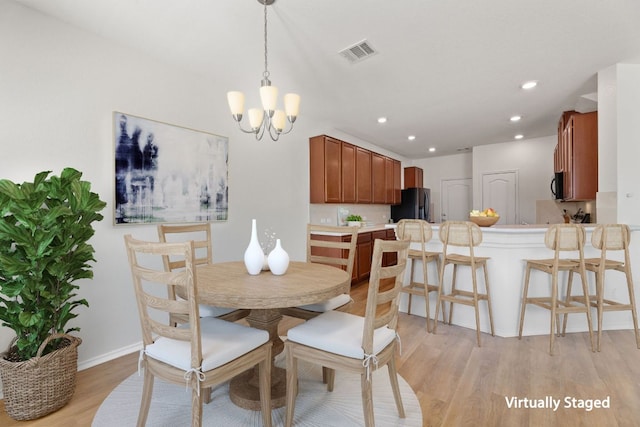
[{"x1": 339, "y1": 39, "x2": 378, "y2": 64}]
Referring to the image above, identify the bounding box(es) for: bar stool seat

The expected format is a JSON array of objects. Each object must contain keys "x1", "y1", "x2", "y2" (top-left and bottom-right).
[
  {"x1": 564, "y1": 224, "x2": 640, "y2": 351},
  {"x1": 396, "y1": 219, "x2": 444, "y2": 332},
  {"x1": 518, "y1": 224, "x2": 595, "y2": 355},
  {"x1": 433, "y1": 221, "x2": 494, "y2": 346}
]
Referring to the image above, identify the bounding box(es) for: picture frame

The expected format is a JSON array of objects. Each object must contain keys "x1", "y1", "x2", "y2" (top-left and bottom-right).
[{"x1": 113, "y1": 111, "x2": 228, "y2": 224}]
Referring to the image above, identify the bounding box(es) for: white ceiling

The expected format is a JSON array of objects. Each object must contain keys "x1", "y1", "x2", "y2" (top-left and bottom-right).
[{"x1": 15, "y1": 0, "x2": 640, "y2": 158}]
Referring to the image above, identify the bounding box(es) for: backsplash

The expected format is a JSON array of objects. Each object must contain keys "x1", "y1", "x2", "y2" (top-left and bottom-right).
[
  {"x1": 309, "y1": 204, "x2": 392, "y2": 226},
  {"x1": 535, "y1": 200, "x2": 595, "y2": 224}
]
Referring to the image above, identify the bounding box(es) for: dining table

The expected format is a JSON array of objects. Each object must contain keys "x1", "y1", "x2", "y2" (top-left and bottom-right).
[{"x1": 196, "y1": 260, "x2": 350, "y2": 410}]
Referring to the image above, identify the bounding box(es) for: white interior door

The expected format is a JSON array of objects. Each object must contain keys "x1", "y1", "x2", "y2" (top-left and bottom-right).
[
  {"x1": 440, "y1": 178, "x2": 472, "y2": 222},
  {"x1": 481, "y1": 171, "x2": 518, "y2": 224}
]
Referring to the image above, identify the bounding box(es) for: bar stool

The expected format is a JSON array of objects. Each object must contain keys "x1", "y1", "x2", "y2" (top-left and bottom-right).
[
  {"x1": 563, "y1": 224, "x2": 639, "y2": 351},
  {"x1": 433, "y1": 221, "x2": 494, "y2": 346},
  {"x1": 518, "y1": 224, "x2": 595, "y2": 355},
  {"x1": 396, "y1": 219, "x2": 444, "y2": 332}
]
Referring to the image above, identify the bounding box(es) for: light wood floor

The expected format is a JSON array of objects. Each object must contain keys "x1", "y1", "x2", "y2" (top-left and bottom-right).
[{"x1": 2, "y1": 281, "x2": 640, "y2": 426}]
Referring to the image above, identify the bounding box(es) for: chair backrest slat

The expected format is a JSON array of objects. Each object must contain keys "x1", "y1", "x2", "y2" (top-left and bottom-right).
[
  {"x1": 362, "y1": 238, "x2": 410, "y2": 353},
  {"x1": 124, "y1": 235, "x2": 202, "y2": 363},
  {"x1": 307, "y1": 224, "x2": 359, "y2": 279}
]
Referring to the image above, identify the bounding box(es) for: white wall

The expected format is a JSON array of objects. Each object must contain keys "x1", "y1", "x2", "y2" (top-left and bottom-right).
[
  {"x1": 0, "y1": 1, "x2": 344, "y2": 375},
  {"x1": 597, "y1": 63, "x2": 640, "y2": 225},
  {"x1": 472, "y1": 136, "x2": 556, "y2": 225},
  {"x1": 412, "y1": 152, "x2": 472, "y2": 223}
]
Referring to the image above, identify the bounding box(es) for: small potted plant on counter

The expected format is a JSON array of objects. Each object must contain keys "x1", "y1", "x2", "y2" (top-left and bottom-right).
[{"x1": 346, "y1": 214, "x2": 363, "y2": 227}]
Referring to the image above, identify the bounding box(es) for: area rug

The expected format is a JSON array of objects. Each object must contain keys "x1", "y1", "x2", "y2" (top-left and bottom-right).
[{"x1": 93, "y1": 354, "x2": 422, "y2": 426}]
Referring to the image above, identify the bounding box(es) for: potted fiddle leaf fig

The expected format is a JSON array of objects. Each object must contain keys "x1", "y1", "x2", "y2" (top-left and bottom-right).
[{"x1": 0, "y1": 168, "x2": 106, "y2": 420}]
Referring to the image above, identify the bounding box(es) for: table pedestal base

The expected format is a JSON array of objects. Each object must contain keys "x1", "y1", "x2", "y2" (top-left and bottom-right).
[{"x1": 230, "y1": 365, "x2": 288, "y2": 410}]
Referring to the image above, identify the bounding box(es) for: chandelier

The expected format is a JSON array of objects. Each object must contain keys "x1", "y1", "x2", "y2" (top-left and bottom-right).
[{"x1": 227, "y1": 0, "x2": 300, "y2": 141}]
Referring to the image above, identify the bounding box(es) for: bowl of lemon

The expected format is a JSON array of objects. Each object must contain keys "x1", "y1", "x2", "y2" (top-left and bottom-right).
[{"x1": 469, "y1": 208, "x2": 500, "y2": 227}]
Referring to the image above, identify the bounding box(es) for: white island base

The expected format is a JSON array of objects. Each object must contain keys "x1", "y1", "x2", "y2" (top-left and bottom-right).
[{"x1": 393, "y1": 224, "x2": 640, "y2": 338}]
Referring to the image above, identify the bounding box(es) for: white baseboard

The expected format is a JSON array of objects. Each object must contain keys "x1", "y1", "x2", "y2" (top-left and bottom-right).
[{"x1": 78, "y1": 341, "x2": 143, "y2": 371}]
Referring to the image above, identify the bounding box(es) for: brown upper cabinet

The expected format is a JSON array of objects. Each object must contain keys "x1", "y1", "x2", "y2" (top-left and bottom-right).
[
  {"x1": 310, "y1": 135, "x2": 400, "y2": 204},
  {"x1": 404, "y1": 166, "x2": 423, "y2": 188},
  {"x1": 554, "y1": 111, "x2": 598, "y2": 201}
]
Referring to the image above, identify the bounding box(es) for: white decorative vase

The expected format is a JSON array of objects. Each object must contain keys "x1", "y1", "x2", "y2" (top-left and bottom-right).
[
  {"x1": 267, "y1": 239, "x2": 290, "y2": 275},
  {"x1": 244, "y1": 219, "x2": 264, "y2": 275}
]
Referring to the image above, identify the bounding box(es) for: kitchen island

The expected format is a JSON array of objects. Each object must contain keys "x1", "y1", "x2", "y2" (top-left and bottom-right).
[{"x1": 390, "y1": 223, "x2": 640, "y2": 337}]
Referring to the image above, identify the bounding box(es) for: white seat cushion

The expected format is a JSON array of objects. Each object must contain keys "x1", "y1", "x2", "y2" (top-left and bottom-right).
[
  {"x1": 145, "y1": 317, "x2": 268, "y2": 372},
  {"x1": 197, "y1": 304, "x2": 238, "y2": 318},
  {"x1": 296, "y1": 293, "x2": 352, "y2": 313},
  {"x1": 286, "y1": 310, "x2": 396, "y2": 359}
]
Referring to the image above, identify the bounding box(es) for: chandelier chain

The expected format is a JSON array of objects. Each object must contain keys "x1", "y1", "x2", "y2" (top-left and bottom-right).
[{"x1": 263, "y1": 1, "x2": 269, "y2": 81}]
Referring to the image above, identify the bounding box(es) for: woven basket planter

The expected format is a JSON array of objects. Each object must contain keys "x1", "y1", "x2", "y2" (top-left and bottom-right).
[{"x1": 0, "y1": 333, "x2": 81, "y2": 421}]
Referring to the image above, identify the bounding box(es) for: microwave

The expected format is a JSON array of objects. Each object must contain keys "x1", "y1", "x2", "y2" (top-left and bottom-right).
[{"x1": 551, "y1": 172, "x2": 564, "y2": 200}]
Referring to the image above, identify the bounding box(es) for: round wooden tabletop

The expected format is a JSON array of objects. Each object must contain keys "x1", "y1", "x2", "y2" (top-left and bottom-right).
[{"x1": 196, "y1": 261, "x2": 350, "y2": 309}]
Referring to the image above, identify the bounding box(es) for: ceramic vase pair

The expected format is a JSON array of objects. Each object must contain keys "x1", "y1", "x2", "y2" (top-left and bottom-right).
[{"x1": 244, "y1": 219, "x2": 289, "y2": 275}]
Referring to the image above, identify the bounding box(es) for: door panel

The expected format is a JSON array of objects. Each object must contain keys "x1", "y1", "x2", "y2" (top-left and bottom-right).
[{"x1": 440, "y1": 178, "x2": 472, "y2": 222}]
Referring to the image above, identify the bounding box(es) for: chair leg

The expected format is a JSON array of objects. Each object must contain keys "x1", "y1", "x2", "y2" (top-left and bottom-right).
[
  {"x1": 190, "y1": 382, "x2": 203, "y2": 427},
  {"x1": 407, "y1": 259, "x2": 415, "y2": 314},
  {"x1": 550, "y1": 272, "x2": 558, "y2": 355},
  {"x1": 326, "y1": 368, "x2": 336, "y2": 392},
  {"x1": 422, "y1": 258, "x2": 432, "y2": 332},
  {"x1": 285, "y1": 344, "x2": 298, "y2": 427},
  {"x1": 435, "y1": 257, "x2": 446, "y2": 324},
  {"x1": 361, "y1": 373, "x2": 374, "y2": 427},
  {"x1": 136, "y1": 371, "x2": 154, "y2": 427},
  {"x1": 579, "y1": 268, "x2": 596, "y2": 352},
  {"x1": 518, "y1": 264, "x2": 532, "y2": 339},
  {"x1": 561, "y1": 270, "x2": 575, "y2": 336},
  {"x1": 471, "y1": 265, "x2": 482, "y2": 347},
  {"x1": 624, "y1": 266, "x2": 640, "y2": 349},
  {"x1": 387, "y1": 355, "x2": 406, "y2": 418},
  {"x1": 433, "y1": 261, "x2": 446, "y2": 334},
  {"x1": 482, "y1": 262, "x2": 495, "y2": 336},
  {"x1": 259, "y1": 347, "x2": 273, "y2": 427},
  {"x1": 596, "y1": 269, "x2": 605, "y2": 352},
  {"x1": 448, "y1": 264, "x2": 458, "y2": 325}
]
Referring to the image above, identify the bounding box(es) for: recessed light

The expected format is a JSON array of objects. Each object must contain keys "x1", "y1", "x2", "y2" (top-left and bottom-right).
[
  {"x1": 510, "y1": 115, "x2": 522, "y2": 122},
  {"x1": 515, "y1": 134, "x2": 524, "y2": 140},
  {"x1": 521, "y1": 81, "x2": 538, "y2": 90},
  {"x1": 377, "y1": 117, "x2": 387, "y2": 124},
  {"x1": 407, "y1": 135, "x2": 416, "y2": 141},
  {"x1": 428, "y1": 147, "x2": 436, "y2": 152}
]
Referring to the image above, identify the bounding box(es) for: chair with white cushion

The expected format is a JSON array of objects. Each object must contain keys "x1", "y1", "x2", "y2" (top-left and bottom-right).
[
  {"x1": 124, "y1": 235, "x2": 272, "y2": 427},
  {"x1": 280, "y1": 224, "x2": 358, "y2": 320},
  {"x1": 158, "y1": 223, "x2": 250, "y2": 324},
  {"x1": 284, "y1": 238, "x2": 410, "y2": 427}
]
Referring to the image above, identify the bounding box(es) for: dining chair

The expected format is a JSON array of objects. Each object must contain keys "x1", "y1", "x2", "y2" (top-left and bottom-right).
[
  {"x1": 124, "y1": 235, "x2": 272, "y2": 427},
  {"x1": 563, "y1": 224, "x2": 639, "y2": 351},
  {"x1": 284, "y1": 237, "x2": 410, "y2": 427},
  {"x1": 158, "y1": 223, "x2": 250, "y2": 324},
  {"x1": 280, "y1": 224, "x2": 359, "y2": 320},
  {"x1": 433, "y1": 221, "x2": 495, "y2": 346},
  {"x1": 396, "y1": 219, "x2": 444, "y2": 332},
  {"x1": 518, "y1": 224, "x2": 595, "y2": 355}
]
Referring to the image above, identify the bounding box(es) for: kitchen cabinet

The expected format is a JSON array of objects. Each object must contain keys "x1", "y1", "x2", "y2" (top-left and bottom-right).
[
  {"x1": 310, "y1": 135, "x2": 400, "y2": 205},
  {"x1": 554, "y1": 111, "x2": 598, "y2": 201},
  {"x1": 310, "y1": 135, "x2": 341, "y2": 203},
  {"x1": 341, "y1": 142, "x2": 357, "y2": 203},
  {"x1": 355, "y1": 232, "x2": 373, "y2": 282},
  {"x1": 356, "y1": 147, "x2": 372, "y2": 203},
  {"x1": 372, "y1": 153, "x2": 386, "y2": 203},
  {"x1": 404, "y1": 166, "x2": 423, "y2": 188}
]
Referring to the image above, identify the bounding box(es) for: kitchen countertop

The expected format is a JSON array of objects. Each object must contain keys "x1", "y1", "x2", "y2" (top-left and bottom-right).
[{"x1": 310, "y1": 224, "x2": 394, "y2": 236}]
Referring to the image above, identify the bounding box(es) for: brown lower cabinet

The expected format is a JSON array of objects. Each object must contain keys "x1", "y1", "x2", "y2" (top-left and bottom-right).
[{"x1": 311, "y1": 228, "x2": 397, "y2": 285}]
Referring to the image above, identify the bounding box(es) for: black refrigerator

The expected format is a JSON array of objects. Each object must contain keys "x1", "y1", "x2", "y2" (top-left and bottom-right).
[{"x1": 391, "y1": 188, "x2": 431, "y2": 223}]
